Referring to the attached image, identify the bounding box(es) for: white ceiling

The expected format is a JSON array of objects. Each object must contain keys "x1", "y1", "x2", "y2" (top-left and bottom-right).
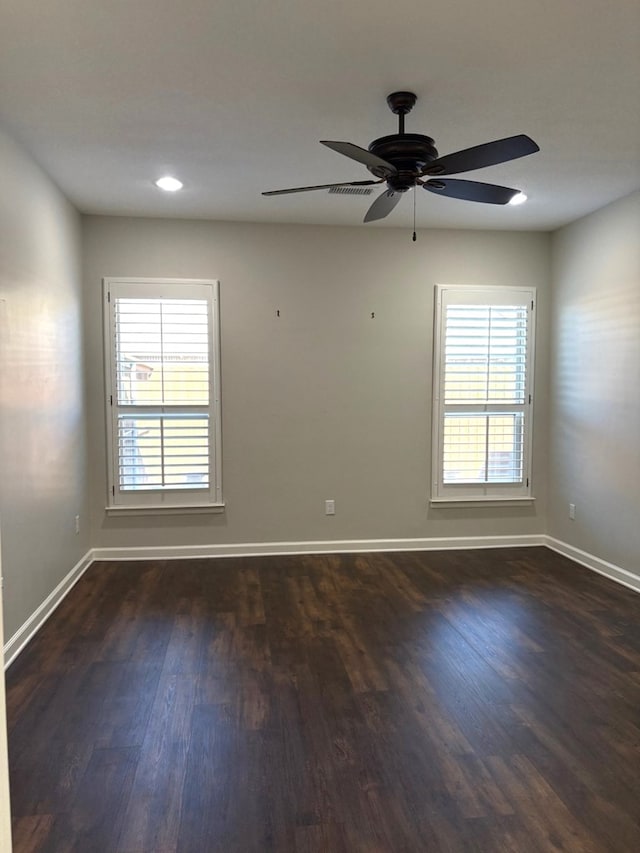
[{"x1": 1, "y1": 0, "x2": 639, "y2": 231}]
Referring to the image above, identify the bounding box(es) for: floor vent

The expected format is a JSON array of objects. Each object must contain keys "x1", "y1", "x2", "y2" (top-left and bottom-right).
[{"x1": 328, "y1": 186, "x2": 374, "y2": 196}]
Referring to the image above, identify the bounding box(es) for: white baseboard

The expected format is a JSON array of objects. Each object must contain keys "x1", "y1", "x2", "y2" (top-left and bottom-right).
[
  {"x1": 90, "y1": 533, "x2": 546, "y2": 562},
  {"x1": 3, "y1": 550, "x2": 94, "y2": 669},
  {"x1": 544, "y1": 536, "x2": 640, "y2": 595}
]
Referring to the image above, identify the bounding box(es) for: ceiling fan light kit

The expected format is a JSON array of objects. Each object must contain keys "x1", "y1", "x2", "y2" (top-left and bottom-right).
[{"x1": 263, "y1": 91, "x2": 539, "y2": 227}]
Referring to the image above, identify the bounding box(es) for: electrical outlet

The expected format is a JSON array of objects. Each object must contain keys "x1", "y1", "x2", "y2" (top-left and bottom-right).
[
  {"x1": 325, "y1": 499, "x2": 335, "y2": 516},
  {"x1": 569, "y1": 503, "x2": 576, "y2": 520},
  {"x1": 75, "y1": 515, "x2": 81, "y2": 534}
]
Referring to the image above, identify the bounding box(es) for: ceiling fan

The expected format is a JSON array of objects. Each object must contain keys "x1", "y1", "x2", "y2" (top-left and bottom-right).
[{"x1": 263, "y1": 91, "x2": 539, "y2": 223}]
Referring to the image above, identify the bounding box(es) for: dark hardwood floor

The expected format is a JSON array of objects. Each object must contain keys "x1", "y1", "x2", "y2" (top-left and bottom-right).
[{"x1": 5, "y1": 547, "x2": 640, "y2": 852}]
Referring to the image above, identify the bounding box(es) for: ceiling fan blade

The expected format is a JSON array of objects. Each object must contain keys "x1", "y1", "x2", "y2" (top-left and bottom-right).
[
  {"x1": 320, "y1": 141, "x2": 398, "y2": 176},
  {"x1": 262, "y1": 179, "x2": 382, "y2": 196},
  {"x1": 363, "y1": 188, "x2": 403, "y2": 222},
  {"x1": 424, "y1": 179, "x2": 520, "y2": 205},
  {"x1": 424, "y1": 135, "x2": 539, "y2": 176}
]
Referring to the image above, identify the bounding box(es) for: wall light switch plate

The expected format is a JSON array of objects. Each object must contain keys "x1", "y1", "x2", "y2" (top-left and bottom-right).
[{"x1": 325, "y1": 499, "x2": 335, "y2": 516}]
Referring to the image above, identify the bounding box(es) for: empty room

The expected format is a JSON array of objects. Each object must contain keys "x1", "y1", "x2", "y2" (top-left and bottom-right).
[{"x1": 0, "y1": 1, "x2": 639, "y2": 851}]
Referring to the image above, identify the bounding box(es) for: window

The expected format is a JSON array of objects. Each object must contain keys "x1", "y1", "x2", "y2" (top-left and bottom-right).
[
  {"x1": 104, "y1": 278, "x2": 222, "y2": 511},
  {"x1": 432, "y1": 285, "x2": 535, "y2": 502}
]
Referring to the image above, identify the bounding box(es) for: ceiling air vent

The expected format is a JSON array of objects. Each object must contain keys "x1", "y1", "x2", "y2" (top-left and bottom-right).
[{"x1": 328, "y1": 186, "x2": 374, "y2": 196}]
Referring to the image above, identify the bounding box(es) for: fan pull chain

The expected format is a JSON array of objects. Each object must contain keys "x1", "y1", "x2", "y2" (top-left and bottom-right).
[{"x1": 412, "y1": 186, "x2": 417, "y2": 242}]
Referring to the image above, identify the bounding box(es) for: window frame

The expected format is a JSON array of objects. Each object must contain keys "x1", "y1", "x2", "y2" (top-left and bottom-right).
[
  {"x1": 431, "y1": 284, "x2": 536, "y2": 504},
  {"x1": 103, "y1": 277, "x2": 223, "y2": 514}
]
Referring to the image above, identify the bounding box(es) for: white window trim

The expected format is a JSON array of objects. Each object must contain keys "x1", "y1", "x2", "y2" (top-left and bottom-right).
[
  {"x1": 103, "y1": 277, "x2": 224, "y2": 512},
  {"x1": 431, "y1": 284, "x2": 536, "y2": 505}
]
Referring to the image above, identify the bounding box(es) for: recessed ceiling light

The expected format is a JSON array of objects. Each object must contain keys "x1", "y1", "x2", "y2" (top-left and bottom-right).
[
  {"x1": 509, "y1": 192, "x2": 528, "y2": 206},
  {"x1": 155, "y1": 176, "x2": 183, "y2": 192}
]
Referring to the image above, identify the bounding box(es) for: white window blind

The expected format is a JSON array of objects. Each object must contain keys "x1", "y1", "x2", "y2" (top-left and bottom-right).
[
  {"x1": 432, "y1": 286, "x2": 535, "y2": 501},
  {"x1": 104, "y1": 279, "x2": 222, "y2": 509}
]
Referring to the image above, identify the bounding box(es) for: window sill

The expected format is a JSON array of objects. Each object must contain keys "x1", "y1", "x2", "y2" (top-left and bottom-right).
[
  {"x1": 430, "y1": 497, "x2": 535, "y2": 508},
  {"x1": 105, "y1": 503, "x2": 226, "y2": 517}
]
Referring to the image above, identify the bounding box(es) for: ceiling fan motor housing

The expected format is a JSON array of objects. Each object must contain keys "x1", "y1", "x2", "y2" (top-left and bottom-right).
[{"x1": 367, "y1": 133, "x2": 439, "y2": 190}]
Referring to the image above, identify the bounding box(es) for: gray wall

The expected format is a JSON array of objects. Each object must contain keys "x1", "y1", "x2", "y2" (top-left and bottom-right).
[
  {"x1": 549, "y1": 191, "x2": 640, "y2": 576},
  {"x1": 83, "y1": 216, "x2": 550, "y2": 549},
  {"x1": 0, "y1": 129, "x2": 90, "y2": 640}
]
